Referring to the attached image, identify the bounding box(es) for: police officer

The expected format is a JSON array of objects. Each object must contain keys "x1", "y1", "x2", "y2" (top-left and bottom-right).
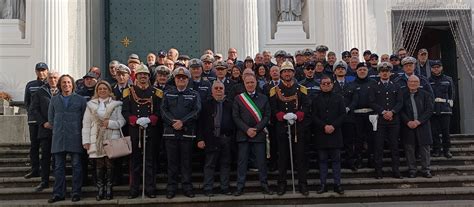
[
  {"x1": 233, "y1": 74, "x2": 272, "y2": 196},
  {"x1": 269, "y1": 60, "x2": 310, "y2": 196},
  {"x1": 299, "y1": 61, "x2": 321, "y2": 101},
  {"x1": 350, "y1": 62, "x2": 377, "y2": 169},
  {"x1": 389, "y1": 55, "x2": 404, "y2": 80},
  {"x1": 342, "y1": 51, "x2": 351, "y2": 64},
  {"x1": 393, "y1": 57, "x2": 434, "y2": 96},
  {"x1": 315, "y1": 45, "x2": 329, "y2": 62},
  {"x1": 161, "y1": 67, "x2": 201, "y2": 199},
  {"x1": 122, "y1": 64, "x2": 163, "y2": 199},
  {"x1": 369, "y1": 62, "x2": 403, "y2": 179},
  {"x1": 153, "y1": 65, "x2": 173, "y2": 92},
  {"x1": 201, "y1": 54, "x2": 217, "y2": 82},
  {"x1": 214, "y1": 60, "x2": 235, "y2": 98},
  {"x1": 294, "y1": 50, "x2": 305, "y2": 81},
  {"x1": 188, "y1": 58, "x2": 212, "y2": 102},
  {"x1": 332, "y1": 61, "x2": 357, "y2": 171},
  {"x1": 429, "y1": 60, "x2": 455, "y2": 158},
  {"x1": 24, "y1": 62, "x2": 48, "y2": 179},
  {"x1": 274, "y1": 50, "x2": 287, "y2": 67}
]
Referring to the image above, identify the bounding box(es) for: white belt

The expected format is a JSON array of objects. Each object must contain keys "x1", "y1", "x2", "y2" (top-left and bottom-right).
[
  {"x1": 353, "y1": 108, "x2": 373, "y2": 113},
  {"x1": 434, "y1": 98, "x2": 447, "y2": 103}
]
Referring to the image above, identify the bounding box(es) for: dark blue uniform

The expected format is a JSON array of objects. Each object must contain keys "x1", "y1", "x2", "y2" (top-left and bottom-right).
[
  {"x1": 202, "y1": 70, "x2": 217, "y2": 83},
  {"x1": 429, "y1": 74, "x2": 455, "y2": 156},
  {"x1": 188, "y1": 78, "x2": 211, "y2": 102},
  {"x1": 24, "y1": 79, "x2": 46, "y2": 176},
  {"x1": 349, "y1": 76, "x2": 377, "y2": 168},
  {"x1": 393, "y1": 73, "x2": 434, "y2": 97},
  {"x1": 161, "y1": 87, "x2": 201, "y2": 195},
  {"x1": 369, "y1": 81, "x2": 403, "y2": 177}
]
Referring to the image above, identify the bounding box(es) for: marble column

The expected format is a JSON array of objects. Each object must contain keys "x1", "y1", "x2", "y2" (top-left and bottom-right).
[
  {"x1": 44, "y1": 0, "x2": 69, "y2": 75},
  {"x1": 214, "y1": 0, "x2": 259, "y2": 58}
]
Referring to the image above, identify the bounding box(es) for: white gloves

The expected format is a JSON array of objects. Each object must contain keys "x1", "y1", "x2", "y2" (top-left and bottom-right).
[
  {"x1": 368, "y1": 115, "x2": 378, "y2": 131},
  {"x1": 283, "y1": 113, "x2": 297, "y2": 125},
  {"x1": 345, "y1": 107, "x2": 350, "y2": 113},
  {"x1": 136, "y1": 117, "x2": 151, "y2": 128},
  {"x1": 448, "y1": 100, "x2": 454, "y2": 108}
]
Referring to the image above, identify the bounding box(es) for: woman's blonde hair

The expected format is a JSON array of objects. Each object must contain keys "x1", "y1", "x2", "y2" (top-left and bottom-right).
[{"x1": 91, "y1": 80, "x2": 116, "y2": 100}]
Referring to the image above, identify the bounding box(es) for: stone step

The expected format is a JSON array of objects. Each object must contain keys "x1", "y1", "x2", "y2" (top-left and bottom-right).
[
  {"x1": 0, "y1": 186, "x2": 474, "y2": 205},
  {"x1": 2, "y1": 164, "x2": 474, "y2": 188}
]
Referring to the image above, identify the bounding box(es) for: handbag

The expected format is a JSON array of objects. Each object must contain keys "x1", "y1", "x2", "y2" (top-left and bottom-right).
[{"x1": 103, "y1": 128, "x2": 132, "y2": 159}]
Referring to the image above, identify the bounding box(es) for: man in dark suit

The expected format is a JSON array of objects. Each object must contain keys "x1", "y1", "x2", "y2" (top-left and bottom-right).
[
  {"x1": 369, "y1": 62, "x2": 404, "y2": 179},
  {"x1": 400, "y1": 75, "x2": 434, "y2": 178},
  {"x1": 232, "y1": 74, "x2": 272, "y2": 196},
  {"x1": 197, "y1": 81, "x2": 234, "y2": 196},
  {"x1": 311, "y1": 76, "x2": 346, "y2": 195},
  {"x1": 29, "y1": 71, "x2": 60, "y2": 192}
]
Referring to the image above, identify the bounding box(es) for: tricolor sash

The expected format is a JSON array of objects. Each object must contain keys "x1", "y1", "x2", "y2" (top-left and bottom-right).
[{"x1": 238, "y1": 92, "x2": 262, "y2": 122}]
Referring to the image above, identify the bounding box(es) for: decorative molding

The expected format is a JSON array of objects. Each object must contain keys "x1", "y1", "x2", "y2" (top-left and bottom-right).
[{"x1": 0, "y1": 0, "x2": 31, "y2": 45}]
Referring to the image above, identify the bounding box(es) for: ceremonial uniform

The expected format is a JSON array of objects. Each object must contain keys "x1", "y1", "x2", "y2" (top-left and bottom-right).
[{"x1": 122, "y1": 84, "x2": 162, "y2": 197}]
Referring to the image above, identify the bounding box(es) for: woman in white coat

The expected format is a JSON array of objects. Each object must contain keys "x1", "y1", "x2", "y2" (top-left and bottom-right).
[{"x1": 82, "y1": 81, "x2": 125, "y2": 201}]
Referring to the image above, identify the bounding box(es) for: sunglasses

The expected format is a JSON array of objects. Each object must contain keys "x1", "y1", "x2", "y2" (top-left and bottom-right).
[
  {"x1": 320, "y1": 82, "x2": 332, "y2": 86},
  {"x1": 305, "y1": 68, "x2": 315, "y2": 71},
  {"x1": 213, "y1": 87, "x2": 224, "y2": 90}
]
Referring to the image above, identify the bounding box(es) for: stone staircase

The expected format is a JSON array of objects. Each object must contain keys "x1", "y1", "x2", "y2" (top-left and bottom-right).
[{"x1": 1, "y1": 134, "x2": 474, "y2": 206}]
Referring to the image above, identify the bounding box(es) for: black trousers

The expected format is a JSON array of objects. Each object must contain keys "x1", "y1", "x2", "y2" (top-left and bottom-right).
[
  {"x1": 267, "y1": 124, "x2": 279, "y2": 169},
  {"x1": 203, "y1": 136, "x2": 231, "y2": 191},
  {"x1": 165, "y1": 138, "x2": 193, "y2": 192},
  {"x1": 354, "y1": 113, "x2": 374, "y2": 160},
  {"x1": 28, "y1": 124, "x2": 40, "y2": 173},
  {"x1": 318, "y1": 149, "x2": 341, "y2": 185},
  {"x1": 276, "y1": 122, "x2": 307, "y2": 186},
  {"x1": 341, "y1": 122, "x2": 356, "y2": 167},
  {"x1": 431, "y1": 115, "x2": 451, "y2": 152},
  {"x1": 39, "y1": 137, "x2": 52, "y2": 184},
  {"x1": 374, "y1": 124, "x2": 400, "y2": 173},
  {"x1": 129, "y1": 127, "x2": 159, "y2": 195}
]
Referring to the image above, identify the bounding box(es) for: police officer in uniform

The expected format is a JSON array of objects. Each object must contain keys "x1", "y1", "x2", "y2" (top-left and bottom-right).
[
  {"x1": 429, "y1": 60, "x2": 455, "y2": 158},
  {"x1": 369, "y1": 62, "x2": 403, "y2": 179},
  {"x1": 269, "y1": 61, "x2": 310, "y2": 196},
  {"x1": 393, "y1": 57, "x2": 434, "y2": 96},
  {"x1": 122, "y1": 64, "x2": 163, "y2": 199},
  {"x1": 350, "y1": 62, "x2": 377, "y2": 169},
  {"x1": 201, "y1": 54, "x2": 217, "y2": 82},
  {"x1": 24, "y1": 62, "x2": 49, "y2": 179},
  {"x1": 299, "y1": 61, "x2": 321, "y2": 101},
  {"x1": 161, "y1": 67, "x2": 201, "y2": 199},
  {"x1": 332, "y1": 61, "x2": 357, "y2": 171},
  {"x1": 188, "y1": 58, "x2": 212, "y2": 102},
  {"x1": 214, "y1": 60, "x2": 236, "y2": 98},
  {"x1": 153, "y1": 65, "x2": 173, "y2": 92}
]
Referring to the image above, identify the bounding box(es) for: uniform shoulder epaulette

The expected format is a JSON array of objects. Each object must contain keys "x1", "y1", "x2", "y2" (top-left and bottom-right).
[
  {"x1": 155, "y1": 88, "x2": 163, "y2": 98},
  {"x1": 299, "y1": 85, "x2": 308, "y2": 95},
  {"x1": 122, "y1": 88, "x2": 130, "y2": 98},
  {"x1": 269, "y1": 86, "x2": 277, "y2": 97}
]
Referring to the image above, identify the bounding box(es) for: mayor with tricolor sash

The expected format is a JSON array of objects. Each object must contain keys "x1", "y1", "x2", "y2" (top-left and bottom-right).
[{"x1": 232, "y1": 73, "x2": 273, "y2": 196}]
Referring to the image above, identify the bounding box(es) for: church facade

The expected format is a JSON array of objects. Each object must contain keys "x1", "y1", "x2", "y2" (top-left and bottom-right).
[{"x1": 0, "y1": 0, "x2": 473, "y2": 133}]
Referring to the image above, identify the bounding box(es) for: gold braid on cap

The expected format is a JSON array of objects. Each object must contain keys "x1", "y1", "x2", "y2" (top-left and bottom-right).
[{"x1": 130, "y1": 86, "x2": 154, "y2": 114}]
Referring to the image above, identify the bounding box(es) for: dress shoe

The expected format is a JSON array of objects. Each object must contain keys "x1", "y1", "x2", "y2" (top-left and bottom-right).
[
  {"x1": 166, "y1": 191, "x2": 175, "y2": 199},
  {"x1": 423, "y1": 172, "x2": 433, "y2": 178},
  {"x1": 204, "y1": 190, "x2": 214, "y2": 197},
  {"x1": 277, "y1": 184, "x2": 286, "y2": 196},
  {"x1": 317, "y1": 184, "x2": 327, "y2": 194},
  {"x1": 234, "y1": 188, "x2": 243, "y2": 196},
  {"x1": 299, "y1": 184, "x2": 309, "y2": 196},
  {"x1": 128, "y1": 193, "x2": 139, "y2": 199},
  {"x1": 408, "y1": 172, "x2": 417, "y2": 178},
  {"x1": 24, "y1": 171, "x2": 39, "y2": 179},
  {"x1": 334, "y1": 185, "x2": 345, "y2": 195},
  {"x1": 392, "y1": 172, "x2": 402, "y2": 179},
  {"x1": 71, "y1": 195, "x2": 81, "y2": 202},
  {"x1": 444, "y1": 151, "x2": 453, "y2": 159},
  {"x1": 221, "y1": 189, "x2": 232, "y2": 196},
  {"x1": 184, "y1": 190, "x2": 195, "y2": 198},
  {"x1": 34, "y1": 182, "x2": 48, "y2": 192},
  {"x1": 375, "y1": 170, "x2": 383, "y2": 179},
  {"x1": 432, "y1": 150, "x2": 441, "y2": 157},
  {"x1": 146, "y1": 193, "x2": 156, "y2": 198},
  {"x1": 47, "y1": 196, "x2": 64, "y2": 203},
  {"x1": 262, "y1": 186, "x2": 273, "y2": 195},
  {"x1": 350, "y1": 164, "x2": 358, "y2": 172}
]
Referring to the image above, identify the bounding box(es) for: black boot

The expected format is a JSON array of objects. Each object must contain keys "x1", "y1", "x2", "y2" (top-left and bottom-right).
[
  {"x1": 105, "y1": 167, "x2": 114, "y2": 200},
  {"x1": 432, "y1": 149, "x2": 441, "y2": 157},
  {"x1": 443, "y1": 149, "x2": 453, "y2": 159},
  {"x1": 95, "y1": 168, "x2": 105, "y2": 201}
]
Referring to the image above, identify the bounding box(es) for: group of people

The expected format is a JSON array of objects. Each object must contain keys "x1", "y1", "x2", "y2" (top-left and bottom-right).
[{"x1": 23, "y1": 45, "x2": 455, "y2": 203}]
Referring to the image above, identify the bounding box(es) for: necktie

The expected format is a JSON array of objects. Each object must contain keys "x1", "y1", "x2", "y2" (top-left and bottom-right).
[
  {"x1": 410, "y1": 93, "x2": 418, "y2": 120},
  {"x1": 339, "y1": 81, "x2": 344, "y2": 88}
]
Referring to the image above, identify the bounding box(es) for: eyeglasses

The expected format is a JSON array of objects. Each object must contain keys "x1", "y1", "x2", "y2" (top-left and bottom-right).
[
  {"x1": 320, "y1": 82, "x2": 332, "y2": 86},
  {"x1": 176, "y1": 76, "x2": 188, "y2": 80},
  {"x1": 213, "y1": 87, "x2": 224, "y2": 90},
  {"x1": 305, "y1": 68, "x2": 315, "y2": 71},
  {"x1": 343, "y1": 56, "x2": 351, "y2": 58}
]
